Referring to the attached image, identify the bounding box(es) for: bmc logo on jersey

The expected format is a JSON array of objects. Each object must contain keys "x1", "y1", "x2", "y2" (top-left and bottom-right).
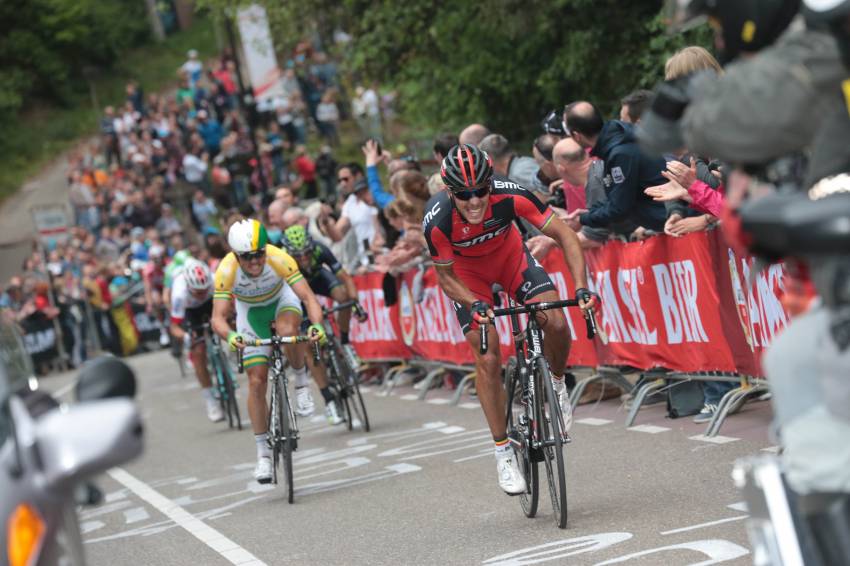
[
  {"x1": 422, "y1": 202, "x2": 441, "y2": 227},
  {"x1": 492, "y1": 179, "x2": 522, "y2": 190},
  {"x1": 455, "y1": 224, "x2": 509, "y2": 248}
]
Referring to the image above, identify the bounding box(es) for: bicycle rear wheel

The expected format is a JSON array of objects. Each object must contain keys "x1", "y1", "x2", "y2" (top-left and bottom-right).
[
  {"x1": 328, "y1": 348, "x2": 353, "y2": 430},
  {"x1": 280, "y1": 377, "x2": 295, "y2": 504},
  {"x1": 536, "y1": 357, "x2": 568, "y2": 528},
  {"x1": 338, "y1": 346, "x2": 370, "y2": 432},
  {"x1": 268, "y1": 378, "x2": 282, "y2": 486},
  {"x1": 505, "y1": 362, "x2": 537, "y2": 518}
]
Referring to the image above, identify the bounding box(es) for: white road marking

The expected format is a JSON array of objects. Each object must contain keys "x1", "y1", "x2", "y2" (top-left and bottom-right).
[
  {"x1": 400, "y1": 394, "x2": 419, "y2": 400},
  {"x1": 80, "y1": 520, "x2": 105, "y2": 535},
  {"x1": 426, "y1": 398, "x2": 452, "y2": 405},
  {"x1": 593, "y1": 539, "x2": 749, "y2": 565},
  {"x1": 727, "y1": 502, "x2": 748, "y2": 512},
  {"x1": 483, "y1": 533, "x2": 633, "y2": 565},
  {"x1": 575, "y1": 418, "x2": 613, "y2": 426},
  {"x1": 690, "y1": 434, "x2": 740, "y2": 444},
  {"x1": 438, "y1": 425, "x2": 466, "y2": 434},
  {"x1": 761, "y1": 445, "x2": 781, "y2": 453},
  {"x1": 123, "y1": 507, "x2": 150, "y2": 524},
  {"x1": 459, "y1": 402, "x2": 481, "y2": 410},
  {"x1": 358, "y1": 386, "x2": 373, "y2": 393},
  {"x1": 108, "y1": 468, "x2": 267, "y2": 566},
  {"x1": 659, "y1": 515, "x2": 748, "y2": 535},
  {"x1": 453, "y1": 448, "x2": 493, "y2": 463},
  {"x1": 627, "y1": 424, "x2": 670, "y2": 434}
]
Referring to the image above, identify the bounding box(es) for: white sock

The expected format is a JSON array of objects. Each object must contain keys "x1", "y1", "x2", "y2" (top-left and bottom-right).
[
  {"x1": 255, "y1": 433, "x2": 271, "y2": 459},
  {"x1": 494, "y1": 438, "x2": 512, "y2": 457},
  {"x1": 202, "y1": 387, "x2": 215, "y2": 402},
  {"x1": 551, "y1": 373, "x2": 564, "y2": 383},
  {"x1": 293, "y1": 365, "x2": 310, "y2": 388}
]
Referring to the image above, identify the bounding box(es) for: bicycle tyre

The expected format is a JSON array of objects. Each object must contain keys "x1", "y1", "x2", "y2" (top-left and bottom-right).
[
  {"x1": 505, "y1": 361, "x2": 538, "y2": 518},
  {"x1": 280, "y1": 376, "x2": 295, "y2": 504},
  {"x1": 536, "y1": 357, "x2": 568, "y2": 529},
  {"x1": 328, "y1": 347, "x2": 353, "y2": 430},
  {"x1": 338, "y1": 345, "x2": 370, "y2": 432},
  {"x1": 268, "y1": 377, "x2": 281, "y2": 486},
  {"x1": 208, "y1": 349, "x2": 228, "y2": 423},
  {"x1": 219, "y1": 350, "x2": 241, "y2": 430}
]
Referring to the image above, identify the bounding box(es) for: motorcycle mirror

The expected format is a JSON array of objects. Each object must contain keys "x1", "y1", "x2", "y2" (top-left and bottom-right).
[{"x1": 75, "y1": 356, "x2": 137, "y2": 402}]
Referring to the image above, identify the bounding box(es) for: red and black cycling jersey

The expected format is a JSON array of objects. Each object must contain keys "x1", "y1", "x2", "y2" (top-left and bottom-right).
[{"x1": 422, "y1": 175, "x2": 555, "y2": 265}]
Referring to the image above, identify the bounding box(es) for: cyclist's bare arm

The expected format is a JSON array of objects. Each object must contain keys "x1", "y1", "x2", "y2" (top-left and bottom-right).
[
  {"x1": 211, "y1": 298, "x2": 234, "y2": 341},
  {"x1": 541, "y1": 215, "x2": 589, "y2": 291},
  {"x1": 337, "y1": 269, "x2": 359, "y2": 302},
  {"x1": 434, "y1": 263, "x2": 481, "y2": 311},
  {"x1": 290, "y1": 278, "x2": 323, "y2": 326}
]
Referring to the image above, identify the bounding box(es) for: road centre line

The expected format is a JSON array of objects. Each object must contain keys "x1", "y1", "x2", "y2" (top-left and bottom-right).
[{"x1": 107, "y1": 468, "x2": 267, "y2": 566}]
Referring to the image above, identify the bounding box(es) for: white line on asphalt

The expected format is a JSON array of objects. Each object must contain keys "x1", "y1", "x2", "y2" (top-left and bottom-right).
[
  {"x1": 627, "y1": 424, "x2": 670, "y2": 434},
  {"x1": 107, "y1": 468, "x2": 267, "y2": 566},
  {"x1": 660, "y1": 515, "x2": 748, "y2": 535},
  {"x1": 426, "y1": 398, "x2": 452, "y2": 405},
  {"x1": 761, "y1": 445, "x2": 781, "y2": 453},
  {"x1": 453, "y1": 448, "x2": 492, "y2": 463},
  {"x1": 123, "y1": 507, "x2": 150, "y2": 524},
  {"x1": 438, "y1": 425, "x2": 465, "y2": 434},
  {"x1": 689, "y1": 434, "x2": 740, "y2": 444},
  {"x1": 576, "y1": 417, "x2": 613, "y2": 426},
  {"x1": 728, "y1": 502, "x2": 748, "y2": 512},
  {"x1": 459, "y1": 402, "x2": 480, "y2": 410},
  {"x1": 400, "y1": 394, "x2": 419, "y2": 400}
]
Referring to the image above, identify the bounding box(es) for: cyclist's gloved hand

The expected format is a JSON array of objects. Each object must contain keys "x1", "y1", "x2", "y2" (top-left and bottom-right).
[
  {"x1": 470, "y1": 300, "x2": 493, "y2": 325},
  {"x1": 575, "y1": 288, "x2": 599, "y2": 311},
  {"x1": 353, "y1": 302, "x2": 368, "y2": 323},
  {"x1": 308, "y1": 323, "x2": 328, "y2": 345},
  {"x1": 227, "y1": 331, "x2": 246, "y2": 351}
]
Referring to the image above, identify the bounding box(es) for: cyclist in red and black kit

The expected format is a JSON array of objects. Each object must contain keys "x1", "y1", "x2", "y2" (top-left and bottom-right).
[{"x1": 423, "y1": 143, "x2": 596, "y2": 495}]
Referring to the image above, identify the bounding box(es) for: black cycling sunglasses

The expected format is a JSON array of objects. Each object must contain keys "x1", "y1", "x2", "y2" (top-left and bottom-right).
[
  {"x1": 451, "y1": 185, "x2": 490, "y2": 201},
  {"x1": 237, "y1": 250, "x2": 266, "y2": 261}
]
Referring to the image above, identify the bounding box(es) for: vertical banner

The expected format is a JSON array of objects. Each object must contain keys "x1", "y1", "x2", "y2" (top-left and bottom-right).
[{"x1": 236, "y1": 4, "x2": 285, "y2": 102}]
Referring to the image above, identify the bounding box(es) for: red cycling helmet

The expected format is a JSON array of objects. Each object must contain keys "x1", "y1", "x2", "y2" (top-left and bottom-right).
[{"x1": 440, "y1": 144, "x2": 494, "y2": 190}]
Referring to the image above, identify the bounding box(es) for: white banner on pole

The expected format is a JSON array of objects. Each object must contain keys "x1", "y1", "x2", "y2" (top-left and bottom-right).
[
  {"x1": 236, "y1": 4, "x2": 285, "y2": 103},
  {"x1": 31, "y1": 204, "x2": 70, "y2": 246}
]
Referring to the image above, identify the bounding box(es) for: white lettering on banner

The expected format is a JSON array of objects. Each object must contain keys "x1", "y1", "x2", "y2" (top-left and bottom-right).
[
  {"x1": 23, "y1": 329, "x2": 56, "y2": 355},
  {"x1": 549, "y1": 272, "x2": 577, "y2": 340},
  {"x1": 741, "y1": 261, "x2": 787, "y2": 348},
  {"x1": 594, "y1": 270, "x2": 632, "y2": 343},
  {"x1": 617, "y1": 268, "x2": 658, "y2": 345},
  {"x1": 652, "y1": 261, "x2": 708, "y2": 345}
]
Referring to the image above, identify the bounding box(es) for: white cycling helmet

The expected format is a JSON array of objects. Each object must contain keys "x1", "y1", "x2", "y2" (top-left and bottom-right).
[
  {"x1": 183, "y1": 258, "x2": 212, "y2": 291},
  {"x1": 227, "y1": 219, "x2": 269, "y2": 254}
]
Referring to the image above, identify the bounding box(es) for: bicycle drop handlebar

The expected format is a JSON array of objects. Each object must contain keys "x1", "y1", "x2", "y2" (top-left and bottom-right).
[
  {"x1": 478, "y1": 297, "x2": 600, "y2": 355},
  {"x1": 235, "y1": 334, "x2": 320, "y2": 373}
]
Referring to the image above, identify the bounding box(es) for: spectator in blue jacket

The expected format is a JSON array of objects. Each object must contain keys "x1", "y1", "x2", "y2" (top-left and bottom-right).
[
  {"x1": 196, "y1": 110, "x2": 223, "y2": 157},
  {"x1": 565, "y1": 101, "x2": 667, "y2": 232}
]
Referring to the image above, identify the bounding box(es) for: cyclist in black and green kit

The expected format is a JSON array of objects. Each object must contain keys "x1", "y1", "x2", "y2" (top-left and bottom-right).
[{"x1": 280, "y1": 226, "x2": 367, "y2": 370}]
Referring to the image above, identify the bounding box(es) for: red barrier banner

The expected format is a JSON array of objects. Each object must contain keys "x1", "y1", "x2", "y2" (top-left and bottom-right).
[{"x1": 349, "y1": 230, "x2": 790, "y2": 377}]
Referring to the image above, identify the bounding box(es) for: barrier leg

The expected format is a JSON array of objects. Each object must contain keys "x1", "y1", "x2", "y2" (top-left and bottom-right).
[
  {"x1": 570, "y1": 367, "x2": 632, "y2": 412},
  {"x1": 625, "y1": 380, "x2": 667, "y2": 427},
  {"x1": 451, "y1": 372, "x2": 477, "y2": 405},
  {"x1": 417, "y1": 368, "x2": 446, "y2": 401},
  {"x1": 703, "y1": 385, "x2": 744, "y2": 436},
  {"x1": 705, "y1": 384, "x2": 770, "y2": 437},
  {"x1": 379, "y1": 363, "x2": 410, "y2": 396}
]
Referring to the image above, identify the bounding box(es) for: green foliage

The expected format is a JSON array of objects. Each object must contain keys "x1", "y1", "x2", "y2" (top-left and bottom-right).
[
  {"x1": 200, "y1": 0, "x2": 711, "y2": 143},
  {"x1": 0, "y1": 16, "x2": 219, "y2": 201}
]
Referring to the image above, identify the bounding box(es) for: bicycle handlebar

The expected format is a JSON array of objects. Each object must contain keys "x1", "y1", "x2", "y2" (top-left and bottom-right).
[
  {"x1": 322, "y1": 300, "x2": 358, "y2": 316},
  {"x1": 478, "y1": 297, "x2": 599, "y2": 355},
  {"x1": 235, "y1": 334, "x2": 318, "y2": 373}
]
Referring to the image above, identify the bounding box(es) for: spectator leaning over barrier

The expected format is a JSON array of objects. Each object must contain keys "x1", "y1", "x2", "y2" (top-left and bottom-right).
[
  {"x1": 320, "y1": 178, "x2": 381, "y2": 271},
  {"x1": 619, "y1": 90, "x2": 654, "y2": 124},
  {"x1": 458, "y1": 123, "x2": 491, "y2": 146},
  {"x1": 564, "y1": 101, "x2": 667, "y2": 233},
  {"x1": 362, "y1": 139, "x2": 394, "y2": 209},
  {"x1": 532, "y1": 133, "x2": 564, "y2": 197}
]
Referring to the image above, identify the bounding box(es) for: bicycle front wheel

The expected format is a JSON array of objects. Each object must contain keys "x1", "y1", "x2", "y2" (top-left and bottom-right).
[
  {"x1": 268, "y1": 378, "x2": 282, "y2": 486},
  {"x1": 280, "y1": 378, "x2": 295, "y2": 504},
  {"x1": 536, "y1": 357, "x2": 568, "y2": 529},
  {"x1": 218, "y1": 350, "x2": 241, "y2": 430},
  {"x1": 339, "y1": 346, "x2": 370, "y2": 432}
]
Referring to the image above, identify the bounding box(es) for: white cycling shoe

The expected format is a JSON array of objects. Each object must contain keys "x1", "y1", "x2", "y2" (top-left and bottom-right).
[
  {"x1": 295, "y1": 387, "x2": 315, "y2": 417},
  {"x1": 254, "y1": 456, "x2": 273, "y2": 484},
  {"x1": 496, "y1": 451, "x2": 527, "y2": 495},
  {"x1": 552, "y1": 378, "x2": 573, "y2": 433},
  {"x1": 206, "y1": 398, "x2": 224, "y2": 423},
  {"x1": 325, "y1": 400, "x2": 344, "y2": 425}
]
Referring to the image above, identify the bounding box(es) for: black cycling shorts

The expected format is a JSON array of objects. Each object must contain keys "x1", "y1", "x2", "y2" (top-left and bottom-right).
[
  {"x1": 185, "y1": 299, "x2": 213, "y2": 333},
  {"x1": 307, "y1": 268, "x2": 344, "y2": 298}
]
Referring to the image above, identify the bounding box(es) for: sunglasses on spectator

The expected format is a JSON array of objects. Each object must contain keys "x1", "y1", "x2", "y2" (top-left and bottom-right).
[
  {"x1": 237, "y1": 250, "x2": 266, "y2": 261},
  {"x1": 451, "y1": 185, "x2": 491, "y2": 201}
]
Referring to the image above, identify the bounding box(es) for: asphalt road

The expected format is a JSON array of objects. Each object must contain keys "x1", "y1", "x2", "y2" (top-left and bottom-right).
[{"x1": 41, "y1": 350, "x2": 776, "y2": 565}]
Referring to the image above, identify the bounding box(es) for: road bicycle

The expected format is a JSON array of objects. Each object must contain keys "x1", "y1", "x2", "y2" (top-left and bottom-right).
[
  {"x1": 196, "y1": 323, "x2": 242, "y2": 430},
  {"x1": 320, "y1": 300, "x2": 370, "y2": 432},
  {"x1": 236, "y1": 328, "x2": 318, "y2": 504},
  {"x1": 481, "y1": 286, "x2": 598, "y2": 529}
]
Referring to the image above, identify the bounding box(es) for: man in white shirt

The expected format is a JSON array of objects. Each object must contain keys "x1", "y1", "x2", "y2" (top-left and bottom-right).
[
  {"x1": 320, "y1": 180, "x2": 381, "y2": 269},
  {"x1": 182, "y1": 149, "x2": 208, "y2": 191}
]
